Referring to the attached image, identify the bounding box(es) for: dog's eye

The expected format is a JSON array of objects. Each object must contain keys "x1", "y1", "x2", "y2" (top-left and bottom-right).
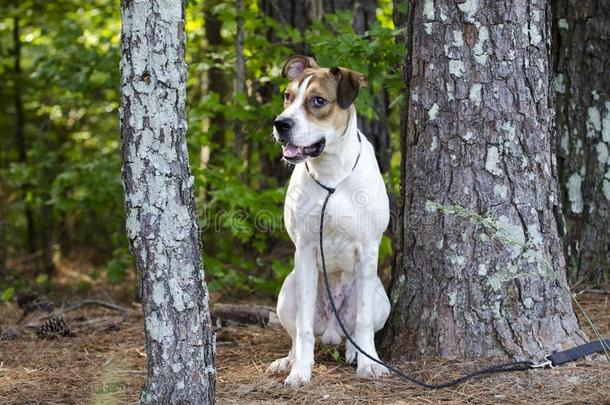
[
  {"x1": 283, "y1": 92, "x2": 291, "y2": 102},
  {"x1": 312, "y1": 96, "x2": 327, "y2": 107}
]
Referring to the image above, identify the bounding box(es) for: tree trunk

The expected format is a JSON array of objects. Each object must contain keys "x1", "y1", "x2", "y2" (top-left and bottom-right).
[
  {"x1": 258, "y1": 0, "x2": 312, "y2": 183},
  {"x1": 40, "y1": 204, "x2": 55, "y2": 277},
  {"x1": 13, "y1": 17, "x2": 36, "y2": 255},
  {"x1": 380, "y1": 0, "x2": 585, "y2": 361},
  {"x1": 553, "y1": 0, "x2": 610, "y2": 285},
  {"x1": 331, "y1": 0, "x2": 392, "y2": 173},
  {"x1": 0, "y1": 199, "x2": 6, "y2": 276},
  {"x1": 260, "y1": 0, "x2": 313, "y2": 38},
  {"x1": 234, "y1": 0, "x2": 246, "y2": 160},
  {"x1": 120, "y1": 1, "x2": 215, "y2": 403},
  {"x1": 204, "y1": 0, "x2": 229, "y2": 159}
]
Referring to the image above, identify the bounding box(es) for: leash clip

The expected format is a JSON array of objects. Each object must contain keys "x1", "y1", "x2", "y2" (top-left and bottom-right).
[{"x1": 530, "y1": 356, "x2": 554, "y2": 369}]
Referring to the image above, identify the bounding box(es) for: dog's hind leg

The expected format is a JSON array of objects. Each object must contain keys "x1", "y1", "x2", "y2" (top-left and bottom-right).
[
  {"x1": 373, "y1": 276, "x2": 390, "y2": 332},
  {"x1": 268, "y1": 271, "x2": 297, "y2": 374}
]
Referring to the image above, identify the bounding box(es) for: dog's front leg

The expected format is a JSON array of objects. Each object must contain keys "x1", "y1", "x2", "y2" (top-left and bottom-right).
[
  {"x1": 284, "y1": 244, "x2": 317, "y2": 386},
  {"x1": 354, "y1": 243, "x2": 389, "y2": 378}
]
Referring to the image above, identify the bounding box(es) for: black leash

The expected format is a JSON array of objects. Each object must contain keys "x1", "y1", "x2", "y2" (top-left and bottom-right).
[{"x1": 305, "y1": 130, "x2": 610, "y2": 389}]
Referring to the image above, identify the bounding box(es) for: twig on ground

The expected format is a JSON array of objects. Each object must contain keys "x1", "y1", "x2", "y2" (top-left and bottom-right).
[
  {"x1": 211, "y1": 303, "x2": 277, "y2": 327},
  {"x1": 584, "y1": 288, "x2": 610, "y2": 295},
  {"x1": 62, "y1": 299, "x2": 131, "y2": 314},
  {"x1": 25, "y1": 299, "x2": 131, "y2": 328}
]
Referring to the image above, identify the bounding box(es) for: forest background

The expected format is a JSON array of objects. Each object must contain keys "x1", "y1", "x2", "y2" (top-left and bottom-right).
[
  {"x1": 0, "y1": 0, "x2": 607, "y2": 302},
  {"x1": 0, "y1": 0, "x2": 405, "y2": 302}
]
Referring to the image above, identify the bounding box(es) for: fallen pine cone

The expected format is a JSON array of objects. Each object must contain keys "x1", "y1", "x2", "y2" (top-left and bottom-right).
[
  {"x1": 32, "y1": 315, "x2": 71, "y2": 339},
  {"x1": 0, "y1": 326, "x2": 20, "y2": 341},
  {"x1": 17, "y1": 292, "x2": 55, "y2": 316}
]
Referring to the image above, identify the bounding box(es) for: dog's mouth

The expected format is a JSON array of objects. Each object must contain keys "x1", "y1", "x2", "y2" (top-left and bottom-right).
[{"x1": 282, "y1": 138, "x2": 326, "y2": 163}]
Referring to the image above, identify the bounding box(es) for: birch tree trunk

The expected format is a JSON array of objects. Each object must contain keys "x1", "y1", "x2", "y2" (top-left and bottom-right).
[
  {"x1": 120, "y1": 1, "x2": 215, "y2": 403},
  {"x1": 553, "y1": 0, "x2": 610, "y2": 284},
  {"x1": 380, "y1": 0, "x2": 585, "y2": 360}
]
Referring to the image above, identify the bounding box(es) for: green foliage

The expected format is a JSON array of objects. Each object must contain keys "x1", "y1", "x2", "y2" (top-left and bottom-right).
[
  {"x1": 105, "y1": 249, "x2": 134, "y2": 284},
  {"x1": 305, "y1": 12, "x2": 405, "y2": 119},
  {"x1": 186, "y1": 2, "x2": 404, "y2": 298},
  {"x1": 2, "y1": 287, "x2": 15, "y2": 303},
  {"x1": 0, "y1": 0, "x2": 404, "y2": 300}
]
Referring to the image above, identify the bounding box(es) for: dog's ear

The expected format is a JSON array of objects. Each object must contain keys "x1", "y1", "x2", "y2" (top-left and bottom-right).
[
  {"x1": 330, "y1": 67, "x2": 367, "y2": 109},
  {"x1": 282, "y1": 55, "x2": 319, "y2": 81}
]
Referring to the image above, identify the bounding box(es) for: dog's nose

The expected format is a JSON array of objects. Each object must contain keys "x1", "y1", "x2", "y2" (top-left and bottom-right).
[{"x1": 274, "y1": 118, "x2": 294, "y2": 142}]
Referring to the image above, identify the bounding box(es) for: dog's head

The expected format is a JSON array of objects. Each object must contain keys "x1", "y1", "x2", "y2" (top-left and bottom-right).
[{"x1": 273, "y1": 55, "x2": 367, "y2": 164}]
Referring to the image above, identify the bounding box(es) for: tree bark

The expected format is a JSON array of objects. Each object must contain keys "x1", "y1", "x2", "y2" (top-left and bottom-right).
[
  {"x1": 380, "y1": 0, "x2": 585, "y2": 361},
  {"x1": 120, "y1": 1, "x2": 215, "y2": 403},
  {"x1": 553, "y1": 0, "x2": 610, "y2": 285}
]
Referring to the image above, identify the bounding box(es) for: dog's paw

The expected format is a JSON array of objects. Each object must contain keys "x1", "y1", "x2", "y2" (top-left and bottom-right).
[
  {"x1": 345, "y1": 341, "x2": 357, "y2": 364},
  {"x1": 267, "y1": 356, "x2": 292, "y2": 374},
  {"x1": 357, "y1": 359, "x2": 390, "y2": 379},
  {"x1": 283, "y1": 370, "x2": 311, "y2": 386}
]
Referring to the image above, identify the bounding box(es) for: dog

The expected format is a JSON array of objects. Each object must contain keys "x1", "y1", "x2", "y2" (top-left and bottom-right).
[{"x1": 268, "y1": 55, "x2": 391, "y2": 386}]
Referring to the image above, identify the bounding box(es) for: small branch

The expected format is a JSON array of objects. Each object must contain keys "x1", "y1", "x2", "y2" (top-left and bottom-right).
[
  {"x1": 25, "y1": 299, "x2": 131, "y2": 327},
  {"x1": 62, "y1": 299, "x2": 131, "y2": 314},
  {"x1": 583, "y1": 288, "x2": 610, "y2": 295},
  {"x1": 211, "y1": 303, "x2": 277, "y2": 327}
]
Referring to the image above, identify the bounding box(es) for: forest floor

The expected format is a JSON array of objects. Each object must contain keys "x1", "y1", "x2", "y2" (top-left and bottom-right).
[{"x1": 0, "y1": 289, "x2": 609, "y2": 404}]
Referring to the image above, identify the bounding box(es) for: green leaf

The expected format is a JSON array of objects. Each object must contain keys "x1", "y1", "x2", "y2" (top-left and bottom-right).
[
  {"x1": 35, "y1": 274, "x2": 49, "y2": 285},
  {"x1": 2, "y1": 287, "x2": 15, "y2": 303}
]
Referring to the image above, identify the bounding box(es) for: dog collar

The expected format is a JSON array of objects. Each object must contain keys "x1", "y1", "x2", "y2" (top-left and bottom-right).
[{"x1": 304, "y1": 130, "x2": 362, "y2": 194}]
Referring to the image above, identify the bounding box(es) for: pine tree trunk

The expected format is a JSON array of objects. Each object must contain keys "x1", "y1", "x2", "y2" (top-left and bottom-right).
[
  {"x1": 553, "y1": 0, "x2": 610, "y2": 284},
  {"x1": 204, "y1": 0, "x2": 229, "y2": 159},
  {"x1": 0, "y1": 204, "x2": 6, "y2": 276},
  {"x1": 380, "y1": 0, "x2": 585, "y2": 360},
  {"x1": 12, "y1": 17, "x2": 36, "y2": 255},
  {"x1": 120, "y1": 1, "x2": 215, "y2": 403},
  {"x1": 234, "y1": 0, "x2": 246, "y2": 160},
  {"x1": 332, "y1": 0, "x2": 392, "y2": 173},
  {"x1": 260, "y1": 0, "x2": 312, "y2": 36},
  {"x1": 40, "y1": 204, "x2": 55, "y2": 277}
]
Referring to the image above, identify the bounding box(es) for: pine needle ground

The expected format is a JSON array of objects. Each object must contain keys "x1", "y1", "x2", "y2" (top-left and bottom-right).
[{"x1": 0, "y1": 292, "x2": 608, "y2": 405}]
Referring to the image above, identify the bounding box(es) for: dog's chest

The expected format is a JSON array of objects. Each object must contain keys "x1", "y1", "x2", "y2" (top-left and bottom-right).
[{"x1": 285, "y1": 184, "x2": 363, "y2": 273}]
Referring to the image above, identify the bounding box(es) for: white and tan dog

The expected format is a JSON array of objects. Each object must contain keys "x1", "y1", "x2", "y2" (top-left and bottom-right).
[{"x1": 268, "y1": 55, "x2": 391, "y2": 386}]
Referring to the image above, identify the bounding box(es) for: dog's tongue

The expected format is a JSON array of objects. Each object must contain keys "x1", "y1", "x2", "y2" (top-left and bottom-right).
[{"x1": 282, "y1": 144, "x2": 303, "y2": 158}]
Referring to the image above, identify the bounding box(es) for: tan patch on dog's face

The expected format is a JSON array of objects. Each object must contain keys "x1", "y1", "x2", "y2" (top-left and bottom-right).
[
  {"x1": 282, "y1": 69, "x2": 350, "y2": 133},
  {"x1": 274, "y1": 57, "x2": 366, "y2": 151}
]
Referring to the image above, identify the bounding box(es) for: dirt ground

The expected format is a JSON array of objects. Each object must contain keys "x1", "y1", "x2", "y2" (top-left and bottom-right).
[{"x1": 0, "y1": 292, "x2": 608, "y2": 405}]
